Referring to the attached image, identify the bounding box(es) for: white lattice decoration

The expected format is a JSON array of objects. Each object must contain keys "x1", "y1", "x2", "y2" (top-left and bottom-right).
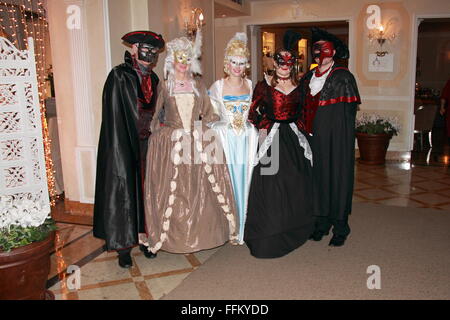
[{"x1": 0, "y1": 36, "x2": 49, "y2": 210}]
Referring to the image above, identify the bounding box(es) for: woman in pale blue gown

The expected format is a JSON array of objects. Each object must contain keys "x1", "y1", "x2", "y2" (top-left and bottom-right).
[{"x1": 209, "y1": 33, "x2": 258, "y2": 244}]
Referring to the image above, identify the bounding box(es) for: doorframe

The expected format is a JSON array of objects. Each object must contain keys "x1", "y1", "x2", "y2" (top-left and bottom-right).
[
  {"x1": 409, "y1": 13, "x2": 450, "y2": 151},
  {"x1": 243, "y1": 16, "x2": 354, "y2": 84}
]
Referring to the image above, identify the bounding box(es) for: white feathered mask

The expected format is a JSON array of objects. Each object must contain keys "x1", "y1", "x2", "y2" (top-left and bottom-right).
[{"x1": 164, "y1": 30, "x2": 203, "y2": 79}]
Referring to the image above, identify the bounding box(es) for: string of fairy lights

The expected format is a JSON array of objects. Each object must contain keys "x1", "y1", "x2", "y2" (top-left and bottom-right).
[{"x1": 0, "y1": 0, "x2": 57, "y2": 206}]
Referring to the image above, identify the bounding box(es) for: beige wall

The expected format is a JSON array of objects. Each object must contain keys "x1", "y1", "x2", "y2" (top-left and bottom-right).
[
  {"x1": 214, "y1": 0, "x2": 450, "y2": 152},
  {"x1": 108, "y1": 0, "x2": 149, "y2": 67},
  {"x1": 108, "y1": 0, "x2": 132, "y2": 67}
]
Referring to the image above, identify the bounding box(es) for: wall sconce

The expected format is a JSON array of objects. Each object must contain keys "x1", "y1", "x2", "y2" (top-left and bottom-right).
[
  {"x1": 368, "y1": 25, "x2": 396, "y2": 57},
  {"x1": 184, "y1": 8, "x2": 205, "y2": 39}
]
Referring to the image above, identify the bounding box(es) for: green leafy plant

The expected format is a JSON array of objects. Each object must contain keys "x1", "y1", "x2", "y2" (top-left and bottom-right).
[
  {"x1": 0, "y1": 196, "x2": 56, "y2": 253},
  {"x1": 0, "y1": 219, "x2": 56, "y2": 252},
  {"x1": 356, "y1": 113, "x2": 400, "y2": 136}
]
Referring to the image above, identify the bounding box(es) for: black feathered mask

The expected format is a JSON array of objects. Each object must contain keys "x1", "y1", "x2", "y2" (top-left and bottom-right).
[{"x1": 274, "y1": 30, "x2": 302, "y2": 67}]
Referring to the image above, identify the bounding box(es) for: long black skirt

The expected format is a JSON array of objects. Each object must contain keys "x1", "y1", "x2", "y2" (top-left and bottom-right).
[{"x1": 244, "y1": 123, "x2": 314, "y2": 259}]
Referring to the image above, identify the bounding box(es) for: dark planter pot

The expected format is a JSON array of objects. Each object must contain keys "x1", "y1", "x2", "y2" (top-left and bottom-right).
[
  {"x1": 356, "y1": 132, "x2": 392, "y2": 165},
  {"x1": 0, "y1": 231, "x2": 56, "y2": 300}
]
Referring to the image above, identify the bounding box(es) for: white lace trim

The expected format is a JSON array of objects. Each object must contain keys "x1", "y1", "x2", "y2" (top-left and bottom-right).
[
  {"x1": 253, "y1": 123, "x2": 313, "y2": 167},
  {"x1": 253, "y1": 123, "x2": 280, "y2": 166},
  {"x1": 148, "y1": 163, "x2": 179, "y2": 254},
  {"x1": 289, "y1": 123, "x2": 313, "y2": 166}
]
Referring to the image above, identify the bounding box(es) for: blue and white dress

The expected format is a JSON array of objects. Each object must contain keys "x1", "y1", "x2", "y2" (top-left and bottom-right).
[{"x1": 209, "y1": 79, "x2": 259, "y2": 244}]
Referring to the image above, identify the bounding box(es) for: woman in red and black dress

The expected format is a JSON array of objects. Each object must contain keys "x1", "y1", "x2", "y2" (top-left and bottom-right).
[{"x1": 244, "y1": 36, "x2": 314, "y2": 259}]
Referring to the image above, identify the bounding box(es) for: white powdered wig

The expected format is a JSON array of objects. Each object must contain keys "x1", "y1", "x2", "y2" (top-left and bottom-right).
[
  {"x1": 164, "y1": 30, "x2": 203, "y2": 79},
  {"x1": 164, "y1": 30, "x2": 203, "y2": 96},
  {"x1": 224, "y1": 32, "x2": 250, "y2": 70},
  {"x1": 225, "y1": 32, "x2": 248, "y2": 58}
]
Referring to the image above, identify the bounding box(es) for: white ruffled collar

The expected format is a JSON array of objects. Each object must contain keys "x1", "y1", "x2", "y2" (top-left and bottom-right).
[{"x1": 309, "y1": 62, "x2": 334, "y2": 96}]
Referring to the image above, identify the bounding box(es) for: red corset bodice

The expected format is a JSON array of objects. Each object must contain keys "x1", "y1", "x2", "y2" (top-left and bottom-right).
[
  {"x1": 249, "y1": 80, "x2": 306, "y2": 131},
  {"x1": 267, "y1": 87, "x2": 302, "y2": 122}
]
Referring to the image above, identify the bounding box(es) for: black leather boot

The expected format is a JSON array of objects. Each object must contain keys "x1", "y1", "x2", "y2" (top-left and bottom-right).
[
  {"x1": 139, "y1": 244, "x2": 157, "y2": 259},
  {"x1": 117, "y1": 249, "x2": 133, "y2": 268},
  {"x1": 328, "y1": 234, "x2": 347, "y2": 247}
]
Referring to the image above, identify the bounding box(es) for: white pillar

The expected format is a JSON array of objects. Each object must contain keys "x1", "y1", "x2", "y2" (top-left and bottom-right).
[{"x1": 64, "y1": 0, "x2": 96, "y2": 204}]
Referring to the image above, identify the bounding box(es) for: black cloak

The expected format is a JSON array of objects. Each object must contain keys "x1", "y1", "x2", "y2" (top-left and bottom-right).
[
  {"x1": 301, "y1": 64, "x2": 361, "y2": 221},
  {"x1": 93, "y1": 51, "x2": 159, "y2": 251}
]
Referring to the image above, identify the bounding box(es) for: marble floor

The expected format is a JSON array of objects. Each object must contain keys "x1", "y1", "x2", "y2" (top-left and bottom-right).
[{"x1": 47, "y1": 159, "x2": 450, "y2": 300}]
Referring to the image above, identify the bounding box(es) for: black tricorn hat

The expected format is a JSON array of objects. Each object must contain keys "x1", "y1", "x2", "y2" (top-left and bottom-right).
[
  {"x1": 122, "y1": 31, "x2": 165, "y2": 49},
  {"x1": 311, "y1": 27, "x2": 349, "y2": 60},
  {"x1": 283, "y1": 29, "x2": 302, "y2": 54}
]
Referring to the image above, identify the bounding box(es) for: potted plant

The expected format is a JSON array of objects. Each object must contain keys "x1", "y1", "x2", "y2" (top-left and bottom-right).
[
  {"x1": 355, "y1": 113, "x2": 400, "y2": 165},
  {"x1": 0, "y1": 196, "x2": 56, "y2": 300}
]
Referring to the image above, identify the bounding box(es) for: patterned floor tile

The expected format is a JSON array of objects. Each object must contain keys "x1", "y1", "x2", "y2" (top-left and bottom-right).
[
  {"x1": 358, "y1": 177, "x2": 402, "y2": 187},
  {"x1": 352, "y1": 195, "x2": 366, "y2": 203},
  {"x1": 49, "y1": 232, "x2": 104, "y2": 279},
  {"x1": 134, "y1": 251, "x2": 193, "y2": 276},
  {"x1": 146, "y1": 272, "x2": 191, "y2": 300},
  {"x1": 77, "y1": 259, "x2": 133, "y2": 286},
  {"x1": 354, "y1": 181, "x2": 373, "y2": 191},
  {"x1": 409, "y1": 193, "x2": 450, "y2": 206},
  {"x1": 77, "y1": 282, "x2": 141, "y2": 300},
  {"x1": 411, "y1": 169, "x2": 449, "y2": 180},
  {"x1": 354, "y1": 188, "x2": 397, "y2": 200},
  {"x1": 375, "y1": 197, "x2": 426, "y2": 208},
  {"x1": 382, "y1": 184, "x2": 428, "y2": 196},
  {"x1": 391, "y1": 174, "x2": 427, "y2": 184},
  {"x1": 411, "y1": 180, "x2": 450, "y2": 192}
]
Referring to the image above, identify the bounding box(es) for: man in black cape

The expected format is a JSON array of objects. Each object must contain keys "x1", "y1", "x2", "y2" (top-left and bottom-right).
[
  {"x1": 93, "y1": 31, "x2": 165, "y2": 268},
  {"x1": 300, "y1": 27, "x2": 361, "y2": 247}
]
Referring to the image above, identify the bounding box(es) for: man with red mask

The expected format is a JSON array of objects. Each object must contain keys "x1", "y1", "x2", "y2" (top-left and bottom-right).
[
  {"x1": 93, "y1": 31, "x2": 165, "y2": 268},
  {"x1": 300, "y1": 27, "x2": 361, "y2": 247}
]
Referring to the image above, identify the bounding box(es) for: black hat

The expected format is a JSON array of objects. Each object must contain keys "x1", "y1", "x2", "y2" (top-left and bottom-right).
[
  {"x1": 283, "y1": 29, "x2": 302, "y2": 54},
  {"x1": 122, "y1": 31, "x2": 165, "y2": 49},
  {"x1": 311, "y1": 27, "x2": 349, "y2": 59}
]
